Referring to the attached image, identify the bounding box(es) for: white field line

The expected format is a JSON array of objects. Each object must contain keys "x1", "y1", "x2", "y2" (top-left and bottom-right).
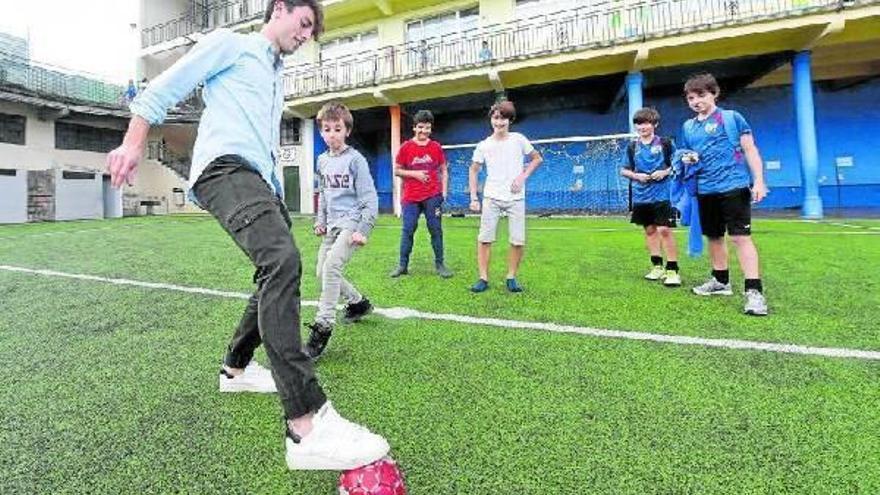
[
  {"x1": 376, "y1": 224, "x2": 876, "y2": 235},
  {"x1": 2, "y1": 264, "x2": 879, "y2": 361}
]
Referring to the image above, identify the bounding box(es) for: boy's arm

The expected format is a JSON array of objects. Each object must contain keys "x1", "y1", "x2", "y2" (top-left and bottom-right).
[
  {"x1": 314, "y1": 161, "x2": 327, "y2": 231},
  {"x1": 352, "y1": 155, "x2": 379, "y2": 238},
  {"x1": 740, "y1": 134, "x2": 768, "y2": 203},
  {"x1": 131, "y1": 29, "x2": 238, "y2": 126},
  {"x1": 650, "y1": 139, "x2": 676, "y2": 181},
  {"x1": 440, "y1": 160, "x2": 448, "y2": 199},
  {"x1": 620, "y1": 143, "x2": 635, "y2": 179},
  {"x1": 394, "y1": 164, "x2": 428, "y2": 181},
  {"x1": 438, "y1": 144, "x2": 449, "y2": 198},
  {"x1": 469, "y1": 160, "x2": 482, "y2": 211},
  {"x1": 107, "y1": 116, "x2": 150, "y2": 188},
  {"x1": 107, "y1": 30, "x2": 239, "y2": 188},
  {"x1": 393, "y1": 146, "x2": 428, "y2": 182},
  {"x1": 512, "y1": 149, "x2": 543, "y2": 193}
]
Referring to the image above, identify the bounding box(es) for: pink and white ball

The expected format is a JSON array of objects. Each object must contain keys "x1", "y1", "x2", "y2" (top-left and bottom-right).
[{"x1": 338, "y1": 456, "x2": 407, "y2": 495}]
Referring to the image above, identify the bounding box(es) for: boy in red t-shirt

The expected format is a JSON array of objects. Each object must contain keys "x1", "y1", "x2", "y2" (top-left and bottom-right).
[{"x1": 390, "y1": 110, "x2": 453, "y2": 278}]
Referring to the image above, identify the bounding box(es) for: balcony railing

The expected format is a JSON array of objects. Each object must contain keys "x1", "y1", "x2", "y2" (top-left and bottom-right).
[
  {"x1": 0, "y1": 53, "x2": 126, "y2": 108},
  {"x1": 141, "y1": 0, "x2": 269, "y2": 49},
  {"x1": 282, "y1": 0, "x2": 861, "y2": 98}
]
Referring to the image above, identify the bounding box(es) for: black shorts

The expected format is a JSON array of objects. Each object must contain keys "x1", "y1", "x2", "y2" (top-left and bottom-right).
[
  {"x1": 697, "y1": 187, "x2": 752, "y2": 238},
  {"x1": 630, "y1": 200, "x2": 677, "y2": 228}
]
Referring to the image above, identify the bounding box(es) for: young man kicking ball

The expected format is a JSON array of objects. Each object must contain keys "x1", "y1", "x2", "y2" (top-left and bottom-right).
[{"x1": 107, "y1": 0, "x2": 389, "y2": 470}]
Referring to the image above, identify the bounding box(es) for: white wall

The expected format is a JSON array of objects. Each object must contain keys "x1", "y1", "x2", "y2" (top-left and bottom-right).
[
  {"x1": 132, "y1": 158, "x2": 201, "y2": 214},
  {"x1": 54, "y1": 169, "x2": 103, "y2": 221},
  {"x1": 140, "y1": 0, "x2": 191, "y2": 33},
  {"x1": 103, "y1": 177, "x2": 124, "y2": 218},
  {"x1": 0, "y1": 101, "x2": 123, "y2": 174},
  {"x1": 0, "y1": 170, "x2": 28, "y2": 224}
]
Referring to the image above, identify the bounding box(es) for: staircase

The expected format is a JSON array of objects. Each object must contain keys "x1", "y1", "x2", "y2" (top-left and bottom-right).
[{"x1": 147, "y1": 140, "x2": 190, "y2": 180}]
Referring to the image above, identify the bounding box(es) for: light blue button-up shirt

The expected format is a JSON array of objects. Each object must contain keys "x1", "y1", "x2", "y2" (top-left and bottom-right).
[{"x1": 130, "y1": 29, "x2": 284, "y2": 204}]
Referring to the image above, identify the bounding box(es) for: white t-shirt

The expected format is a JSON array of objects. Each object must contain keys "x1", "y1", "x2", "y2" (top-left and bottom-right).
[{"x1": 471, "y1": 132, "x2": 535, "y2": 201}]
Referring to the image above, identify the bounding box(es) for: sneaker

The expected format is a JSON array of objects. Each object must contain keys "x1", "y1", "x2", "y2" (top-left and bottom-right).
[
  {"x1": 303, "y1": 321, "x2": 333, "y2": 360},
  {"x1": 389, "y1": 265, "x2": 408, "y2": 278},
  {"x1": 692, "y1": 277, "x2": 733, "y2": 296},
  {"x1": 286, "y1": 401, "x2": 390, "y2": 470},
  {"x1": 743, "y1": 289, "x2": 768, "y2": 316},
  {"x1": 505, "y1": 278, "x2": 524, "y2": 293},
  {"x1": 435, "y1": 263, "x2": 454, "y2": 279},
  {"x1": 470, "y1": 279, "x2": 489, "y2": 293},
  {"x1": 644, "y1": 266, "x2": 665, "y2": 281},
  {"x1": 663, "y1": 270, "x2": 681, "y2": 287},
  {"x1": 219, "y1": 360, "x2": 277, "y2": 393},
  {"x1": 342, "y1": 297, "x2": 373, "y2": 324}
]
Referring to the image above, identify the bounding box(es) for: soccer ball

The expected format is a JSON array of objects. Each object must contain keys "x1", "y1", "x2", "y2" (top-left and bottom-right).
[{"x1": 338, "y1": 456, "x2": 407, "y2": 495}]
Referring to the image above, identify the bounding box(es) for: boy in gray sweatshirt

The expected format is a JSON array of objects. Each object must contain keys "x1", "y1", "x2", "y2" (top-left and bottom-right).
[{"x1": 304, "y1": 102, "x2": 379, "y2": 360}]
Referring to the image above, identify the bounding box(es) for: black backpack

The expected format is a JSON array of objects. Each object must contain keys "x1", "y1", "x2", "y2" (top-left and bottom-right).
[{"x1": 626, "y1": 137, "x2": 673, "y2": 211}]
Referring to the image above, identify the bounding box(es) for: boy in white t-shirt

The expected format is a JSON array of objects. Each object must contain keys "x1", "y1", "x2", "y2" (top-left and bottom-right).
[{"x1": 468, "y1": 100, "x2": 543, "y2": 293}]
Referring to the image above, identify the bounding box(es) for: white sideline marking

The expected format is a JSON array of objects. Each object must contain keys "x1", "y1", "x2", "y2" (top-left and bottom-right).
[{"x1": 3, "y1": 264, "x2": 879, "y2": 361}]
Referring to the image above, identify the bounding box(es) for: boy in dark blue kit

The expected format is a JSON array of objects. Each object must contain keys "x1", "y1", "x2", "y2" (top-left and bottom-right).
[
  {"x1": 621, "y1": 107, "x2": 680, "y2": 287},
  {"x1": 680, "y1": 73, "x2": 769, "y2": 316}
]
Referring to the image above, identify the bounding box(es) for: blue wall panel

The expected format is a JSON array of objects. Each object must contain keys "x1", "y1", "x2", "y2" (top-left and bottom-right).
[{"x1": 426, "y1": 78, "x2": 880, "y2": 211}]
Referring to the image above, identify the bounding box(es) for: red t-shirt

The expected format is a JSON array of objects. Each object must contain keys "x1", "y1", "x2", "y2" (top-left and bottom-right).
[{"x1": 396, "y1": 139, "x2": 446, "y2": 203}]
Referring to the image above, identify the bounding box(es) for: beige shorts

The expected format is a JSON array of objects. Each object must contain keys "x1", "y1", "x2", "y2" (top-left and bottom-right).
[{"x1": 478, "y1": 198, "x2": 526, "y2": 246}]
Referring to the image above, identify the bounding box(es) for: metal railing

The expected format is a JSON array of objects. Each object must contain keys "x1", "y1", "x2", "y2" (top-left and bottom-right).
[
  {"x1": 282, "y1": 0, "x2": 857, "y2": 98},
  {"x1": 147, "y1": 140, "x2": 192, "y2": 179},
  {"x1": 141, "y1": 0, "x2": 268, "y2": 48},
  {"x1": 0, "y1": 52, "x2": 126, "y2": 108}
]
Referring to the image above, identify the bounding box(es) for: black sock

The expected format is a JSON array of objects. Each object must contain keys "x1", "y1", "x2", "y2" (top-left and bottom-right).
[
  {"x1": 745, "y1": 279, "x2": 763, "y2": 293},
  {"x1": 712, "y1": 269, "x2": 730, "y2": 285},
  {"x1": 650, "y1": 255, "x2": 663, "y2": 266},
  {"x1": 666, "y1": 261, "x2": 679, "y2": 272}
]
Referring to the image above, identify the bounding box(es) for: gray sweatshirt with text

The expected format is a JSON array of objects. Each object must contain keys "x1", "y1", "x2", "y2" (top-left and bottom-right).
[{"x1": 315, "y1": 146, "x2": 378, "y2": 237}]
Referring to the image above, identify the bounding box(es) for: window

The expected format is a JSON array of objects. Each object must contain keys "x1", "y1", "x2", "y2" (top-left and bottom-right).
[
  {"x1": 0, "y1": 169, "x2": 17, "y2": 176},
  {"x1": 515, "y1": 0, "x2": 581, "y2": 20},
  {"x1": 406, "y1": 7, "x2": 479, "y2": 43},
  {"x1": 0, "y1": 112, "x2": 26, "y2": 145},
  {"x1": 281, "y1": 118, "x2": 301, "y2": 146},
  {"x1": 62, "y1": 171, "x2": 95, "y2": 180},
  {"x1": 320, "y1": 30, "x2": 378, "y2": 62},
  {"x1": 55, "y1": 122, "x2": 124, "y2": 153}
]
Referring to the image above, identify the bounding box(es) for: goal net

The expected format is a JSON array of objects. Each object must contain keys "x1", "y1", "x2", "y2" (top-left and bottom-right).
[{"x1": 442, "y1": 133, "x2": 634, "y2": 215}]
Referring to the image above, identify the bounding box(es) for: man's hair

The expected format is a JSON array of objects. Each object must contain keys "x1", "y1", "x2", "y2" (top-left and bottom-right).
[
  {"x1": 489, "y1": 100, "x2": 516, "y2": 122},
  {"x1": 317, "y1": 101, "x2": 354, "y2": 130},
  {"x1": 632, "y1": 107, "x2": 661, "y2": 126},
  {"x1": 264, "y1": 0, "x2": 324, "y2": 40},
  {"x1": 413, "y1": 110, "x2": 434, "y2": 125},
  {"x1": 684, "y1": 72, "x2": 720, "y2": 96}
]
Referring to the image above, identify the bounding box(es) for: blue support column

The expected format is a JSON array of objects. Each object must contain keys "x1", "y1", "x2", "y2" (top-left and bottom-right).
[
  {"x1": 313, "y1": 123, "x2": 327, "y2": 171},
  {"x1": 793, "y1": 51, "x2": 823, "y2": 219},
  {"x1": 626, "y1": 71, "x2": 644, "y2": 133},
  {"x1": 313, "y1": 121, "x2": 327, "y2": 212}
]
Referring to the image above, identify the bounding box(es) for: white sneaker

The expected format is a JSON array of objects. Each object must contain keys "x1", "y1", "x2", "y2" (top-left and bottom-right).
[
  {"x1": 644, "y1": 266, "x2": 665, "y2": 280},
  {"x1": 692, "y1": 277, "x2": 733, "y2": 296},
  {"x1": 219, "y1": 360, "x2": 277, "y2": 393},
  {"x1": 744, "y1": 289, "x2": 769, "y2": 316},
  {"x1": 663, "y1": 270, "x2": 681, "y2": 287},
  {"x1": 286, "y1": 401, "x2": 390, "y2": 470}
]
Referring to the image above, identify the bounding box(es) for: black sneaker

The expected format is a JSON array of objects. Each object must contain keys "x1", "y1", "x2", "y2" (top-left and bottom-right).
[
  {"x1": 389, "y1": 265, "x2": 408, "y2": 278},
  {"x1": 303, "y1": 321, "x2": 333, "y2": 360},
  {"x1": 342, "y1": 297, "x2": 373, "y2": 324}
]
